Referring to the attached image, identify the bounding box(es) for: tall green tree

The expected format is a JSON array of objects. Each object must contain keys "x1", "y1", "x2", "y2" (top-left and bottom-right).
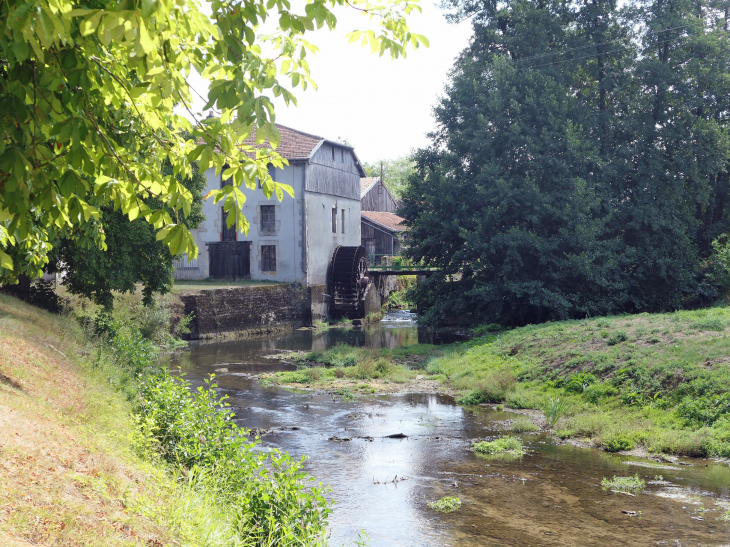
[
  {"x1": 0, "y1": 0, "x2": 427, "y2": 284},
  {"x1": 404, "y1": 0, "x2": 730, "y2": 325}
]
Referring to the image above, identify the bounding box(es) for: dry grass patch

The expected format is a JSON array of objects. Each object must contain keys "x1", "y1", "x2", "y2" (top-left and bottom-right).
[{"x1": 0, "y1": 295, "x2": 182, "y2": 547}]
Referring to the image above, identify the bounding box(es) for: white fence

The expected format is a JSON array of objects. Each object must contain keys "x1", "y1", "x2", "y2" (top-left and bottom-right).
[{"x1": 173, "y1": 255, "x2": 202, "y2": 280}]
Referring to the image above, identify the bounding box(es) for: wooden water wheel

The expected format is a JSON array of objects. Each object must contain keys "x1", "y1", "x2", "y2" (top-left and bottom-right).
[{"x1": 329, "y1": 246, "x2": 370, "y2": 318}]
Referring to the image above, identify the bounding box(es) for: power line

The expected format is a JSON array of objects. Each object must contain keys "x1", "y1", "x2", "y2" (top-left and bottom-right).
[
  {"x1": 447, "y1": 29, "x2": 725, "y2": 82},
  {"x1": 510, "y1": 20, "x2": 706, "y2": 66},
  {"x1": 515, "y1": 35, "x2": 686, "y2": 71}
]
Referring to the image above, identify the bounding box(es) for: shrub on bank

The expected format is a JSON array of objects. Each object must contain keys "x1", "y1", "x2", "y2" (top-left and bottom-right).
[{"x1": 118, "y1": 329, "x2": 332, "y2": 546}]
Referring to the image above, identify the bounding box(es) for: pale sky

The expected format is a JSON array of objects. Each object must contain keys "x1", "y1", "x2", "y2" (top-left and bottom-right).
[{"x1": 184, "y1": 2, "x2": 473, "y2": 163}]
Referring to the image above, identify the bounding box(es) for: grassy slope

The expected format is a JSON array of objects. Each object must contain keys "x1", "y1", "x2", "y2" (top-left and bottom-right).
[
  {"x1": 0, "y1": 295, "x2": 202, "y2": 546},
  {"x1": 268, "y1": 306, "x2": 730, "y2": 457},
  {"x1": 171, "y1": 279, "x2": 282, "y2": 293},
  {"x1": 430, "y1": 306, "x2": 730, "y2": 456}
]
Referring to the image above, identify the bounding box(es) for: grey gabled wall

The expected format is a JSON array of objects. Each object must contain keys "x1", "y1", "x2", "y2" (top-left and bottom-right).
[
  {"x1": 361, "y1": 219, "x2": 395, "y2": 255},
  {"x1": 361, "y1": 179, "x2": 397, "y2": 212},
  {"x1": 305, "y1": 142, "x2": 360, "y2": 200}
]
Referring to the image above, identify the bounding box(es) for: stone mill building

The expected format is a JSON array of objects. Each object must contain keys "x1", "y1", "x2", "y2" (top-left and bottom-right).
[{"x1": 174, "y1": 124, "x2": 366, "y2": 285}]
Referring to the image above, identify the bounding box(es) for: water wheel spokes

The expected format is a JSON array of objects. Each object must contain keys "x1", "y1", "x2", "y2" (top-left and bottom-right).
[{"x1": 330, "y1": 246, "x2": 369, "y2": 318}]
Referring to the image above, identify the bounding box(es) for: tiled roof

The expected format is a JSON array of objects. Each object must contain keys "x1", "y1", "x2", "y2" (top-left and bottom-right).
[
  {"x1": 361, "y1": 211, "x2": 408, "y2": 233},
  {"x1": 360, "y1": 177, "x2": 379, "y2": 197},
  {"x1": 241, "y1": 124, "x2": 323, "y2": 160}
]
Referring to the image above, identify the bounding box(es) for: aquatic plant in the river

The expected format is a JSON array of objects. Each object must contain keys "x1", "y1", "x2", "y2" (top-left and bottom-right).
[
  {"x1": 543, "y1": 396, "x2": 570, "y2": 428},
  {"x1": 601, "y1": 474, "x2": 645, "y2": 493},
  {"x1": 428, "y1": 496, "x2": 462, "y2": 513},
  {"x1": 472, "y1": 437, "x2": 524, "y2": 455},
  {"x1": 330, "y1": 387, "x2": 355, "y2": 401}
]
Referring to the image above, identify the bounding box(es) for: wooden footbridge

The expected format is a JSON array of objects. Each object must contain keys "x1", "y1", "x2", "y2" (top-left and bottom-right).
[
  {"x1": 329, "y1": 247, "x2": 437, "y2": 318},
  {"x1": 367, "y1": 254, "x2": 438, "y2": 277}
]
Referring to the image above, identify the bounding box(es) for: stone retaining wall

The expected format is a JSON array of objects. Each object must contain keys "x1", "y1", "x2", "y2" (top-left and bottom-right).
[{"x1": 181, "y1": 284, "x2": 312, "y2": 339}]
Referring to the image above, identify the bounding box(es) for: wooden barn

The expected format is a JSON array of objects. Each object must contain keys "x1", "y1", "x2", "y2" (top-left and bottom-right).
[
  {"x1": 360, "y1": 176, "x2": 408, "y2": 258},
  {"x1": 360, "y1": 176, "x2": 397, "y2": 213}
]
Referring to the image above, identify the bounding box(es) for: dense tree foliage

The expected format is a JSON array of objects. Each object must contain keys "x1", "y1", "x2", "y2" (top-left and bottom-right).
[
  {"x1": 403, "y1": 0, "x2": 730, "y2": 325},
  {"x1": 0, "y1": 0, "x2": 427, "y2": 285},
  {"x1": 54, "y1": 161, "x2": 206, "y2": 308}
]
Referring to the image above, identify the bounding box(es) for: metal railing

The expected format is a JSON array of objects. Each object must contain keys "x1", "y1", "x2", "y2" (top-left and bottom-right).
[{"x1": 368, "y1": 254, "x2": 437, "y2": 272}]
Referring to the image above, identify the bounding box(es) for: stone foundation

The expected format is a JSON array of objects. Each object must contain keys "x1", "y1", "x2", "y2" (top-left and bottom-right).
[
  {"x1": 181, "y1": 284, "x2": 315, "y2": 339},
  {"x1": 309, "y1": 284, "x2": 328, "y2": 323},
  {"x1": 363, "y1": 274, "x2": 401, "y2": 317}
]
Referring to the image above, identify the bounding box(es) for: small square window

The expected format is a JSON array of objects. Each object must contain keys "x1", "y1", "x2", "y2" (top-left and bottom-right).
[
  {"x1": 260, "y1": 205, "x2": 275, "y2": 233},
  {"x1": 261, "y1": 245, "x2": 276, "y2": 272},
  {"x1": 331, "y1": 208, "x2": 337, "y2": 233},
  {"x1": 341, "y1": 209, "x2": 346, "y2": 233}
]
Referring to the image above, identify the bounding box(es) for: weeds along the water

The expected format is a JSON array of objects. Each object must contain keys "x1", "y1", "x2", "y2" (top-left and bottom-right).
[
  {"x1": 428, "y1": 496, "x2": 462, "y2": 513},
  {"x1": 61, "y1": 287, "x2": 191, "y2": 347},
  {"x1": 125, "y1": 331, "x2": 332, "y2": 546},
  {"x1": 543, "y1": 396, "x2": 570, "y2": 428},
  {"x1": 601, "y1": 475, "x2": 646, "y2": 494},
  {"x1": 472, "y1": 437, "x2": 524, "y2": 456}
]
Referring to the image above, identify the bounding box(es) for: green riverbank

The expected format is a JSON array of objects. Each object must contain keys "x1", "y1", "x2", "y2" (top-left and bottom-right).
[
  {"x1": 262, "y1": 305, "x2": 730, "y2": 458},
  {"x1": 0, "y1": 294, "x2": 330, "y2": 547}
]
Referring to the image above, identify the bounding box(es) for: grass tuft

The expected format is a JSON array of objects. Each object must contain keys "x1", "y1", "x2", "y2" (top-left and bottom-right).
[
  {"x1": 472, "y1": 437, "x2": 524, "y2": 455},
  {"x1": 428, "y1": 497, "x2": 462, "y2": 513},
  {"x1": 543, "y1": 396, "x2": 570, "y2": 428},
  {"x1": 601, "y1": 474, "x2": 646, "y2": 493},
  {"x1": 510, "y1": 418, "x2": 539, "y2": 433}
]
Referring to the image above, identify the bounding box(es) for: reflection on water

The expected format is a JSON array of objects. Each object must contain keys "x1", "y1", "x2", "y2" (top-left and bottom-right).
[{"x1": 168, "y1": 315, "x2": 730, "y2": 546}]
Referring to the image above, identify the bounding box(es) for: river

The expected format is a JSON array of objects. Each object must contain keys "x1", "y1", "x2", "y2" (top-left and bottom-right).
[{"x1": 168, "y1": 312, "x2": 730, "y2": 546}]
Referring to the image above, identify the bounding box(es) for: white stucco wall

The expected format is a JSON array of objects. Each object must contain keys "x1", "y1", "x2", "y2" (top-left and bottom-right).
[
  {"x1": 304, "y1": 192, "x2": 361, "y2": 285},
  {"x1": 185, "y1": 164, "x2": 304, "y2": 282},
  {"x1": 244, "y1": 163, "x2": 304, "y2": 283}
]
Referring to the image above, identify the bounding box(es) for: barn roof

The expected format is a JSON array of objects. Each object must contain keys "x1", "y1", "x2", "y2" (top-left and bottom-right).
[
  {"x1": 361, "y1": 211, "x2": 408, "y2": 233},
  {"x1": 237, "y1": 123, "x2": 367, "y2": 177},
  {"x1": 241, "y1": 124, "x2": 324, "y2": 160},
  {"x1": 360, "y1": 177, "x2": 379, "y2": 197}
]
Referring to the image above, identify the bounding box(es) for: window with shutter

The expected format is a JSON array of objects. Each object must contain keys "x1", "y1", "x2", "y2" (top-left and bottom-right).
[
  {"x1": 261, "y1": 245, "x2": 276, "y2": 272},
  {"x1": 260, "y1": 205, "x2": 275, "y2": 233}
]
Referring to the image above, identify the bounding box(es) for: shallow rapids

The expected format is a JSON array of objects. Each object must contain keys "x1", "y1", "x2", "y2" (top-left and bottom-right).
[{"x1": 168, "y1": 315, "x2": 730, "y2": 546}]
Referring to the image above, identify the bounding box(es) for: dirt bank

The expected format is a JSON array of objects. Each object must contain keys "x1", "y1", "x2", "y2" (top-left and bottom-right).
[{"x1": 0, "y1": 296, "x2": 182, "y2": 546}]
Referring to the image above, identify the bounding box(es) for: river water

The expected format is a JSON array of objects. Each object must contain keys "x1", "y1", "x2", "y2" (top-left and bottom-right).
[{"x1": 168, "y1": 313, "x2": 730, "y2": 546}]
